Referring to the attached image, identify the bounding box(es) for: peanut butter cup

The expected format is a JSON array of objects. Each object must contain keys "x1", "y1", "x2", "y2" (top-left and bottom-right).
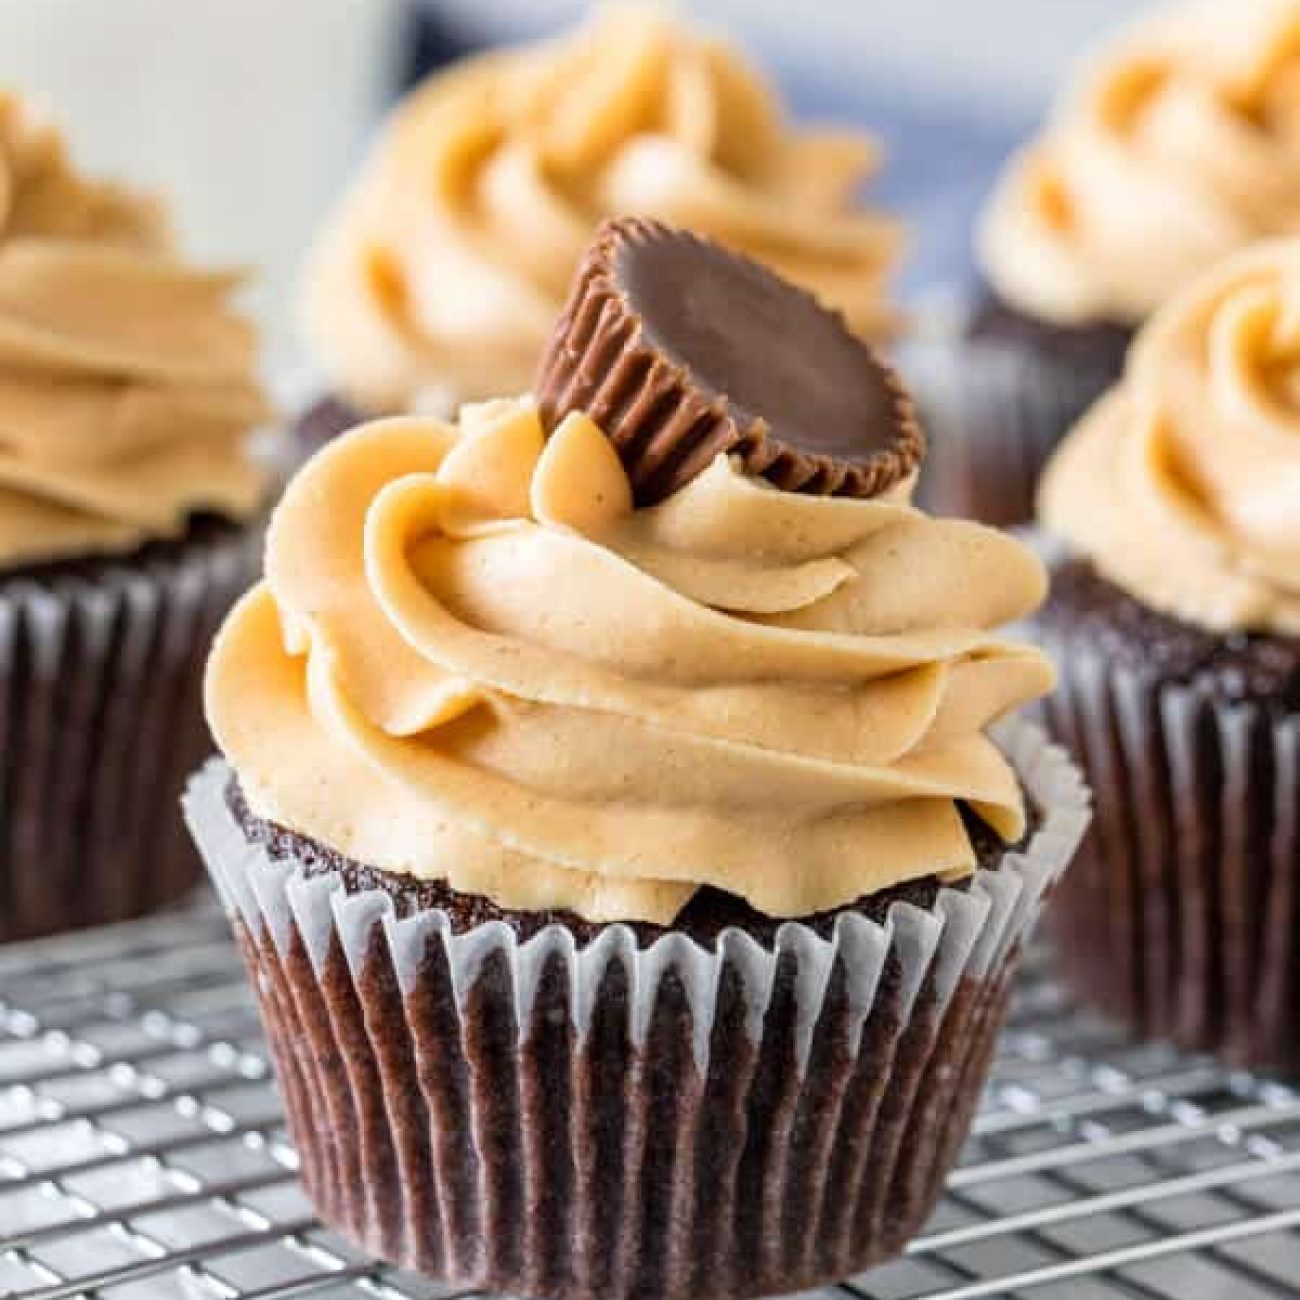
[{"x1": 536, "y1": 218, "x2": 923, "y2": 504}]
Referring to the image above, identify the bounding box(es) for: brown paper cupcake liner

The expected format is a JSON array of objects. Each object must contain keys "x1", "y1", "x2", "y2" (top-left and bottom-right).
[
  {"x1": 536, "y1": 218, "x2": 924, "y2": 504},
  {"x1": 898, "y1": 335, "x2": 1118, "y2": 527},
  {"x1": 1035, "y1": 617, "x2": 1300, "y2": 1073},
  {"x1": 185, "y1": 721, "x2": 1088, "y2": 1300},
  {"x1": 0, "y1": 525, "x2": 258, "y2": 942}
]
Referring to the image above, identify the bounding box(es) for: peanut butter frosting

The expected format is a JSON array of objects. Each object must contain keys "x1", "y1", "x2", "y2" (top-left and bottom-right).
[
  {"x1": 207, "y1": 401, "x2": 1053, "y2": 925},
  {"x1": 1040, "y1": 240, "x2": 1300, "y2": 634},
  {"x1": 0, "y1": 94, "x2": 270, "y2": 570},
  {"x1": 981, "y1": 0, "x2": 1300, "y2": 327},
  {"x1": 300, "y1": 5, "x2": 901, "y2": 413}
]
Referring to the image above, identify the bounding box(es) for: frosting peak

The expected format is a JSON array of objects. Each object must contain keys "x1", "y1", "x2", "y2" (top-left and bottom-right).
[
  {"x1": 0, "y1": 95, "x2": 164, "y2": 248},
  {"x1": 1040, "y1": 239, "x2": 1300, "y2": 633},
  {"x1": 0, "y1": 94, "x2": 270, "y2": 569},
  {"x1": 300, "y1": 5, "x2": 901, "y2": 412},
  {"x1": 981, "y1": 0, "x2": 1300, "y2": 326},
  {"x1": 208, "y1": 400, "x2": 1053, "y2": 925}
]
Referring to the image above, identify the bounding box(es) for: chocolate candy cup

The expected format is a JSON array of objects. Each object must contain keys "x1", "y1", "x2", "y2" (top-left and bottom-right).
[{"x1": 536, "y1": 218, "x2": 923, "y2": 504}]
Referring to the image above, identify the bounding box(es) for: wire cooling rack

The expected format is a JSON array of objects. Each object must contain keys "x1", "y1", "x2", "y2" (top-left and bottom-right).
[{"x1": 0, "y1": 904, "x2": 1297, "y2": 1300}]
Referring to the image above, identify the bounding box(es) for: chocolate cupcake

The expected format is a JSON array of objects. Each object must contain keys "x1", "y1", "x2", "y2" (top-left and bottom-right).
[
  {"x1": 0, "y1": 94, "x2": 273, "y2": 940},
  {"x1": 1033, "y1": 238, "x2": 1300, "y2": 1073},
  {"x1": 187, "y1": 219, "x2": 1087, "y2": 1299},
  {"x1": 294, "y1": 3, "x2": 901, "y2": 455},
  {"x1": 920, "y1": 0, "x2": 1300, "y2": 525}
]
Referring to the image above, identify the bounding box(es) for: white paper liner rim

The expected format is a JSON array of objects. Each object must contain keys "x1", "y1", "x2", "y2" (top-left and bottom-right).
[{"x1": 184, "y1": 717, "x2": 1090, "y2": 1073}]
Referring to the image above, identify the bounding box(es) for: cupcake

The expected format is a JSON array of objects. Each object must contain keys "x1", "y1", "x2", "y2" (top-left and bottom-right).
[
  {"x1": 187, "y1": 219, "x2": 1087, "y2": 1300},
  {"x1": 295, "y1": 3, "x2": 901, "y2": 453},
  {"x1": 1034, "y1": 238, "x2": 1300, "y2": 1073},
  {"x1": 0, "y1": 93, "x2": 272, "y2": 940},
  {"x1": 919, "y1": 0, "x2": 1300, "y2": 525}
]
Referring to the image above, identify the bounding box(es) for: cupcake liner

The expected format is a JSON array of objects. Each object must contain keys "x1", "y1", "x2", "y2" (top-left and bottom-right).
[
  {"x1": 898, "y1": 335, "x2": 1117, "y2": 527},
  {"x1": 185, "y1": 719, "x2": 1088, "y2": 1300},
  {"x1": 0, "y1": 526, "x2": 258, "y2": 942},
  {"x1": 1035, "y1": 609, "x2": 1300, "y2": 1073}
]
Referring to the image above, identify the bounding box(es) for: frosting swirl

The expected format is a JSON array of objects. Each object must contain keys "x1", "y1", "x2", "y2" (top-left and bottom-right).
[
  {"x1": 0, "y1": 94, "x2": 270, "y2": 570},
  {"x1": 207, "y1": 401, "x2": 1053, "y2": 925},
  {"x1": 300, "y1": 5, "x2": 901, "y2": 412},
  {"x1": 1040, "y1": 239, "x2": 1300, "y2": 634},
  {"x1": 981, "y1": 0, "x2": 1300, "y2": 326}
]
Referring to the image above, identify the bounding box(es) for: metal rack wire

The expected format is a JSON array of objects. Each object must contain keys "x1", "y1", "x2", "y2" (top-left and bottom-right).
[{"x1": 0, "y1": 903, "x2": 1297, "y2": 1300}]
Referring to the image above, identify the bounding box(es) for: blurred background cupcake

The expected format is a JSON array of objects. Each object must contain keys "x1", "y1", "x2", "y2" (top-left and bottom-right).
[
  {"x1": 1, "y1": 1, "x2": 1171, "y2": 443},
  {"x1": 1032, "y1": 239, "x2": 1300, "y2": 1073},
  {"x1": 293, "y1": 3, "x2": 905, "y2": 452},
  {"x1": 0, "y1": 93, "x2": 273, "y2": 939},
  {"x1": 917, "y1": 0, "x2": 1300, "y2": 524}
]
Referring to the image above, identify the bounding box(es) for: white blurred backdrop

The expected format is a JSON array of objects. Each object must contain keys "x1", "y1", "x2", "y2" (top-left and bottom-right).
[{"x1": 0, "y1": 0, "x2": 404, "y2": 362}]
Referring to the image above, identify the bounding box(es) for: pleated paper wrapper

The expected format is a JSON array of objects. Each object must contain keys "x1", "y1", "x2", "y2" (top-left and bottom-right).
[
  {"x1": 1038, "y1": 620, "x2": 1299, "y2": 1073},
  {"x1": 0, "y1": 525, "x2": 257, "y2": 941},
  {"x1": 185, "y1": 719, "x2": 1089, "y2": 1300}
]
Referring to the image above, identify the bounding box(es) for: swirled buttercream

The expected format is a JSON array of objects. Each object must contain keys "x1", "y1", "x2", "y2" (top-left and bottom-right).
[
  {"x1": 1040, "y1": 240, "x2": 1300, "y2": 634},
  {"x1": 207, "y1": 401, "x2": 1053, "y2": 925},
  {"x1": 300, "y1": 4, "x2": 901, "y2": 412},
  {"x1": 0, "y1": 94, "x2": 270, "y2": 570},
  {"x1": 981, "y1": 0, "x2": 1300, "y2": 326}
]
